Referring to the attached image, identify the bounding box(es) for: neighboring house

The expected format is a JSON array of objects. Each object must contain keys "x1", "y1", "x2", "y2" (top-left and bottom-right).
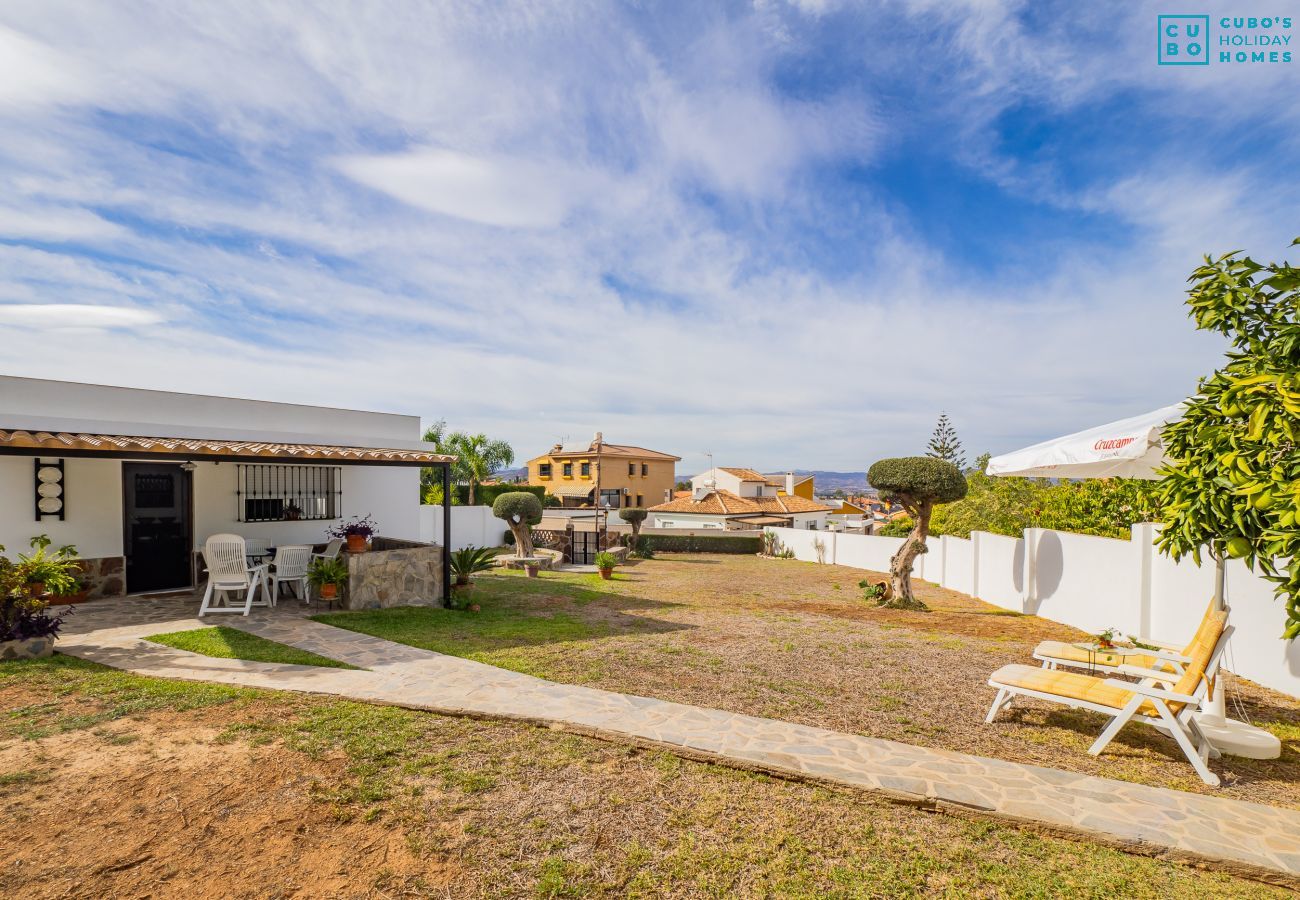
[
  {"x1": 650, "y1": 466, "x2": 833, "y2": 530},
  {"x1": 526, "y1": 433, "x2": 679, "y2": 509},
  {"x1": 0, "y1": 376, "x2": 454, "y2": 600},
  {"x1": 822, "y1": 498, "x2": 867, "y2": 516},
  {"x1": 762, "y1": 471, "x2": 815, "y2": 499}
]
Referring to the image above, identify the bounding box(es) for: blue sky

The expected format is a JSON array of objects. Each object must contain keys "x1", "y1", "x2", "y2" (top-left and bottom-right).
[{"x1": 1, "y1": 1, "x2": 1297, "y2": 474}]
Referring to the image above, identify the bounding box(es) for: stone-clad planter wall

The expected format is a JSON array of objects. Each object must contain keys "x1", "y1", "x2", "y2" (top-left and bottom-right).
[
  {"x1": 76, "y1": 557, "x2": 126, "y2": 599},
  {"x1": 343, "y1": 537, "x2": 443, "y2": 610}
]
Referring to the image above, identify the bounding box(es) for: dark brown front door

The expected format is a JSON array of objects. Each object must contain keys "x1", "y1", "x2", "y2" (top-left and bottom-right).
[{"x1": 123, "y1": 462, "x2": 193, "y2": 593}]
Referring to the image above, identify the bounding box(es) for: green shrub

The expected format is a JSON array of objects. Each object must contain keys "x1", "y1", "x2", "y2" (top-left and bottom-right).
[
  {"x1": 455, "y1": 483, "x2": 546, "y2": 507},
  {"x1": 877, "y1": 517, "x2": 914, "y2": 537},
  {"x1": 593, "y1": 551, "x2": 618, "y2": 570},
  {"x1": 635, "y1": 534, "x2": 762, "y2": 554}
]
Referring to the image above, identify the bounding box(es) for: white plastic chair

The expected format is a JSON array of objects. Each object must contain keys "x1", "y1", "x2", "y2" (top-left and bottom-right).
[
  {"x1": 312, "y1": 538, "x2": 343, "y2": 562},
  {"x1": 268, "y1": 545, "x2": 312, "y2": 605},
  {"x1": 198, "y1": 534, "x2": 269, "y2": 616},
  {"x1": 243, "y1": 536, "x2": 271, "y2": 564}
]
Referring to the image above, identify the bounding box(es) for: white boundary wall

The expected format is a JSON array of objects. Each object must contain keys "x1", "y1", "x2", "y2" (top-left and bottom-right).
[
  {"x1": 420, "y1": 505, "x2": 502, "y2": 551},
  {"x1": 765, "y1": 524, "x2": 1300, "y2": 699}
]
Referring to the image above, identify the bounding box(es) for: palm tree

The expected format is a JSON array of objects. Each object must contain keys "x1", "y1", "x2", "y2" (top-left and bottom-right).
[{"x1": 446, "y1": 432, "x2": 514, "y2": 506}]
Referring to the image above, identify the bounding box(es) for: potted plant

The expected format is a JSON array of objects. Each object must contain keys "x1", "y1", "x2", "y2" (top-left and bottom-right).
[
  {"x1": 1, "y1": 542, "x2": 71, "y2": 660},
  {"x1": 594, "y1": 551, "x2": 618, "y2": 580},
  {"x1": 307, "y1": 556, "x2": 349, "y2": 604},
  {"x1": 17, "y1": 535, "x2": 80, "y2": 598},
  {"x1": 328, "y1": 515, "x2": 378, "y2": 554},
  {"x1": 525, "y1": 561, "x2": 540, "y2": 578},
  {"x1": 450, "y1": 546, "x2": 498, "y2": 587},
  {"x1": 1093, "y1": 627, "x2": 1121, "y2": 651},
  {"x1": 283, "y1": 502, "x2": 303, "y2": 521}
]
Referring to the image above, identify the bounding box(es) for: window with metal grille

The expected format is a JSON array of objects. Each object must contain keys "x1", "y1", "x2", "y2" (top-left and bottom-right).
[{"x1": 236, "y1": 464, "x2": 341, "y2": 522}]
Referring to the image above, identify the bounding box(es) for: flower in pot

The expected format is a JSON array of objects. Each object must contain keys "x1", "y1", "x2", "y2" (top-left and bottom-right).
[
  {"x1": 450, "y1": 546, "x2": 498, "y2": 587},
  {"x1": 525, "y1": 561, "x2": 540, "y2": 578},
  {"x1": 307, "y1": 556, "x2": 349, "y2": 603},
  {"x1": 328, "y1": 515, "x2": 378, "y2": 554},
  {"x1": 594, "y1": 551, "x2": 618, "y2": 580}
]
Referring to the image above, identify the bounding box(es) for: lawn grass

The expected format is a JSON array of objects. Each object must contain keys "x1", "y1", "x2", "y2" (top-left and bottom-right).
[
  {"x1": 145, "y1": 626, "x2": 359, "y2": 669},
  {"x1": 312, "y1": 604, "x2": 612, "y2": 676},
  {"x1": 303, "y1": 556, "x2": 1300, "y2": 807},
  {"x1": 0, "y1": 654, "x2": 1285, "y2": 898},
  {"x1": 1, "y1": 653, "x2": 256, "y2": 740}
]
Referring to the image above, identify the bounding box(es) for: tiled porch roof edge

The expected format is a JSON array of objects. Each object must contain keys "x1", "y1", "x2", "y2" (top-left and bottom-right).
[{"x1": 0, "y1": 429, "x2": 455, "y2": 466}]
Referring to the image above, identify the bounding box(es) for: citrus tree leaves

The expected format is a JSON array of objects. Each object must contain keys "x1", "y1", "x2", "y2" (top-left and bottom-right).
[{"x1": 1156, "y1": 239, "x2": 1300, "y2": 638}]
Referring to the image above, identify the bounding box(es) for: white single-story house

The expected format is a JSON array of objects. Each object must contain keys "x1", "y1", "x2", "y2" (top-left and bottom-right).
[
  {"x1": 0, "y1": 376, "x2": 454, "y2": 601},
  {"x1": 648, "y1": 467, "x2": 832, "y2": 530}
]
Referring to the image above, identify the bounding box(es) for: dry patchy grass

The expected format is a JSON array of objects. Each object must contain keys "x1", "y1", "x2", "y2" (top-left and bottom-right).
[
  {"x1": 0, "y1": 655, "x2": 1285, "y2": 899},
  {"x1": 324, "y1": 554, "x2": 1300, "y2": 808}
]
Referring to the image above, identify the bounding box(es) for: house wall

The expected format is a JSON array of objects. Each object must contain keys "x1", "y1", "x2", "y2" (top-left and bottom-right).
[
  {"x1": 192, "y1": 462, "x2": 420, "y2": 548},
  {"x1": 648, "y1": 512, "x2": 731, "y2": 530},
  {"x1": 0, "y1": 456, "x2": 125, "y2": 559},
  {"x1": 764, "y1": 524, "x2": 1300, "y2": 699}
]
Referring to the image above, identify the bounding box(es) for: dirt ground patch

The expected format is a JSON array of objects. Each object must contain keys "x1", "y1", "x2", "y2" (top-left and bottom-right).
[
  {"x1": 0, "y1": 665, "x2": 1285, "y2": 899},
  {"x1": 414, "y1": 555, "x2": 1300, "y2": 807}
]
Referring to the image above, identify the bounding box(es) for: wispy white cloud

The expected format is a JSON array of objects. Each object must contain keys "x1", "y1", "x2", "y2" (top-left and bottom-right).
[{"x1": 0, "y1": 1, "x2": 1292, "y2": 472}]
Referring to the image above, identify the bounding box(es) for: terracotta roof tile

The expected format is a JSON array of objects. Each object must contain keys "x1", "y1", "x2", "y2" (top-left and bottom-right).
[
  {"x1": 650, "y1": 489, "x2": 832, "y2": 516},
  {"x1": 717, "y1": 467, "x2": 766, "y2": 481}
]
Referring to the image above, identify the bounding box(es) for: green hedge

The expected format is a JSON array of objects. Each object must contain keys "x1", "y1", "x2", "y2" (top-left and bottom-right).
[
  {"x1": 635, "y1": 534, "x2": 762, "y2": 554},
  {"x1": 450, "y1": 483, "x2": 547, "y2": 506}
]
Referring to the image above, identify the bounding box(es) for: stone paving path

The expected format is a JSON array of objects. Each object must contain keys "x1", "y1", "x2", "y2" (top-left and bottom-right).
[{"x1": 53, "y1": 601, "x2": 1300, "y2": 886}]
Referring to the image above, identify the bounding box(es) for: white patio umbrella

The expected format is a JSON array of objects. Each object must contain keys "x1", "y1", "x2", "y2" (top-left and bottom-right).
[
  {"x1": 986, "y1": 403, "x2": 1184, "y2": 480},
  {"x1": 987, "y1": 402, "x2": 1280, "y2": 759}
]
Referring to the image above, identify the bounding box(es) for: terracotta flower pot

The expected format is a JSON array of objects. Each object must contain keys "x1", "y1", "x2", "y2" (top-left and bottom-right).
[
  {"x1": 27, "y1": 582, "x2": 45, "y2": 598},
  {"x1": 345, "y1": 534, "x2": 369, "y2": 553},
  {"x1": 468, "y1": 603, "x2": 481, "y2": 612},
  {"x1": 526, "y1": 565, "x2": 539, "y2": 578},
  {"x1": 320, "y1": 583, "x2": 339, "y2": 600},
  {"x1": 599, "y1": 568, "x2": 613, "y2": 580}
]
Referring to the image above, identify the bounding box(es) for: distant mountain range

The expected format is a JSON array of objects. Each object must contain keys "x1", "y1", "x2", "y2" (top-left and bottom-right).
[{"x1": 792, "y1": 470, "x2": 872, "y2": 493}]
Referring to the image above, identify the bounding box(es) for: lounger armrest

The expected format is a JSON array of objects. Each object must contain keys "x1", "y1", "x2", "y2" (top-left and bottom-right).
[
  {"x1": 1116, "y1": 664, "x2": 1178, "y2": 684},
  {"x1": 1143, "y1": 648, "x2": 1191, "y2": 664},
  {"x1": 1102, "y1": 678, "x2": 1199, "y2": 705}
]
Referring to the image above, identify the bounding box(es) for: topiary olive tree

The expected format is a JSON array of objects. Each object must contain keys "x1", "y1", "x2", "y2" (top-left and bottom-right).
[
  {"x1": 493, "y1": 492, "x2": 543, "y2": 559},
  {"x1": 867, "y1": 457, "x2": 967, "y2": 610},
  {"x1": 618, "y1": 507, "x2": 648, "y2": 547},
  {"x1": 1157, "y1": 238, "x2": 1300, "y2": 638}
]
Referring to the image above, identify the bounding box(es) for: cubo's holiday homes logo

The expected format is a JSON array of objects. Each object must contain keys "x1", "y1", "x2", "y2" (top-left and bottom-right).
[
  {"x1": 1158, "y1": 15, "x2": 1210, "y2": 64},
  {"x1": 1158, "y1": 14, "x2": 1294, "y2": 65}
]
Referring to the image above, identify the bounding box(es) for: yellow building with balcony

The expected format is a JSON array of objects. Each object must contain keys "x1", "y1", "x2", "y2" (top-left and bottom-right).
[{"x1": 527, "y1": 433, "x2": 680, "y2": 509}]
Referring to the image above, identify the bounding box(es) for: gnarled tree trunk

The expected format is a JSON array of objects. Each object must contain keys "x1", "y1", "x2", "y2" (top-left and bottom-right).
[
  {"x1": 885, "y1": 500, "x2": 931, "y2": 610},
  {"x1": 508, "y1": 518, "x2": 534, "y2": 559}
]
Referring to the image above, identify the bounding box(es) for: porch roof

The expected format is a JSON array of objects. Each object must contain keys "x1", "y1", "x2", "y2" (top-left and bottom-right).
[{"x1": 0, "y1": 428, "x2": 455, "y2": 466}]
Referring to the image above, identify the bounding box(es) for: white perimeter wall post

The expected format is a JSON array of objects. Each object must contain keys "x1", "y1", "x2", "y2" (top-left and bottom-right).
[
  {"x1": 1021, "y1": 527, "x2": 1041, "y2": 614},
  {"x1": 971, "y1": 532, "x2": 981, "y2": 600},
  {"x1": 1133, "y1": 522, "x2": 1156, "y2": 640}
]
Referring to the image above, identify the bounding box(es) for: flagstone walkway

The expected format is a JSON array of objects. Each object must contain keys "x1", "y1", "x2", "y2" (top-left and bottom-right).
[{"x1": 54, "y1": 602, "x2": 1300, "y2": 886}]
